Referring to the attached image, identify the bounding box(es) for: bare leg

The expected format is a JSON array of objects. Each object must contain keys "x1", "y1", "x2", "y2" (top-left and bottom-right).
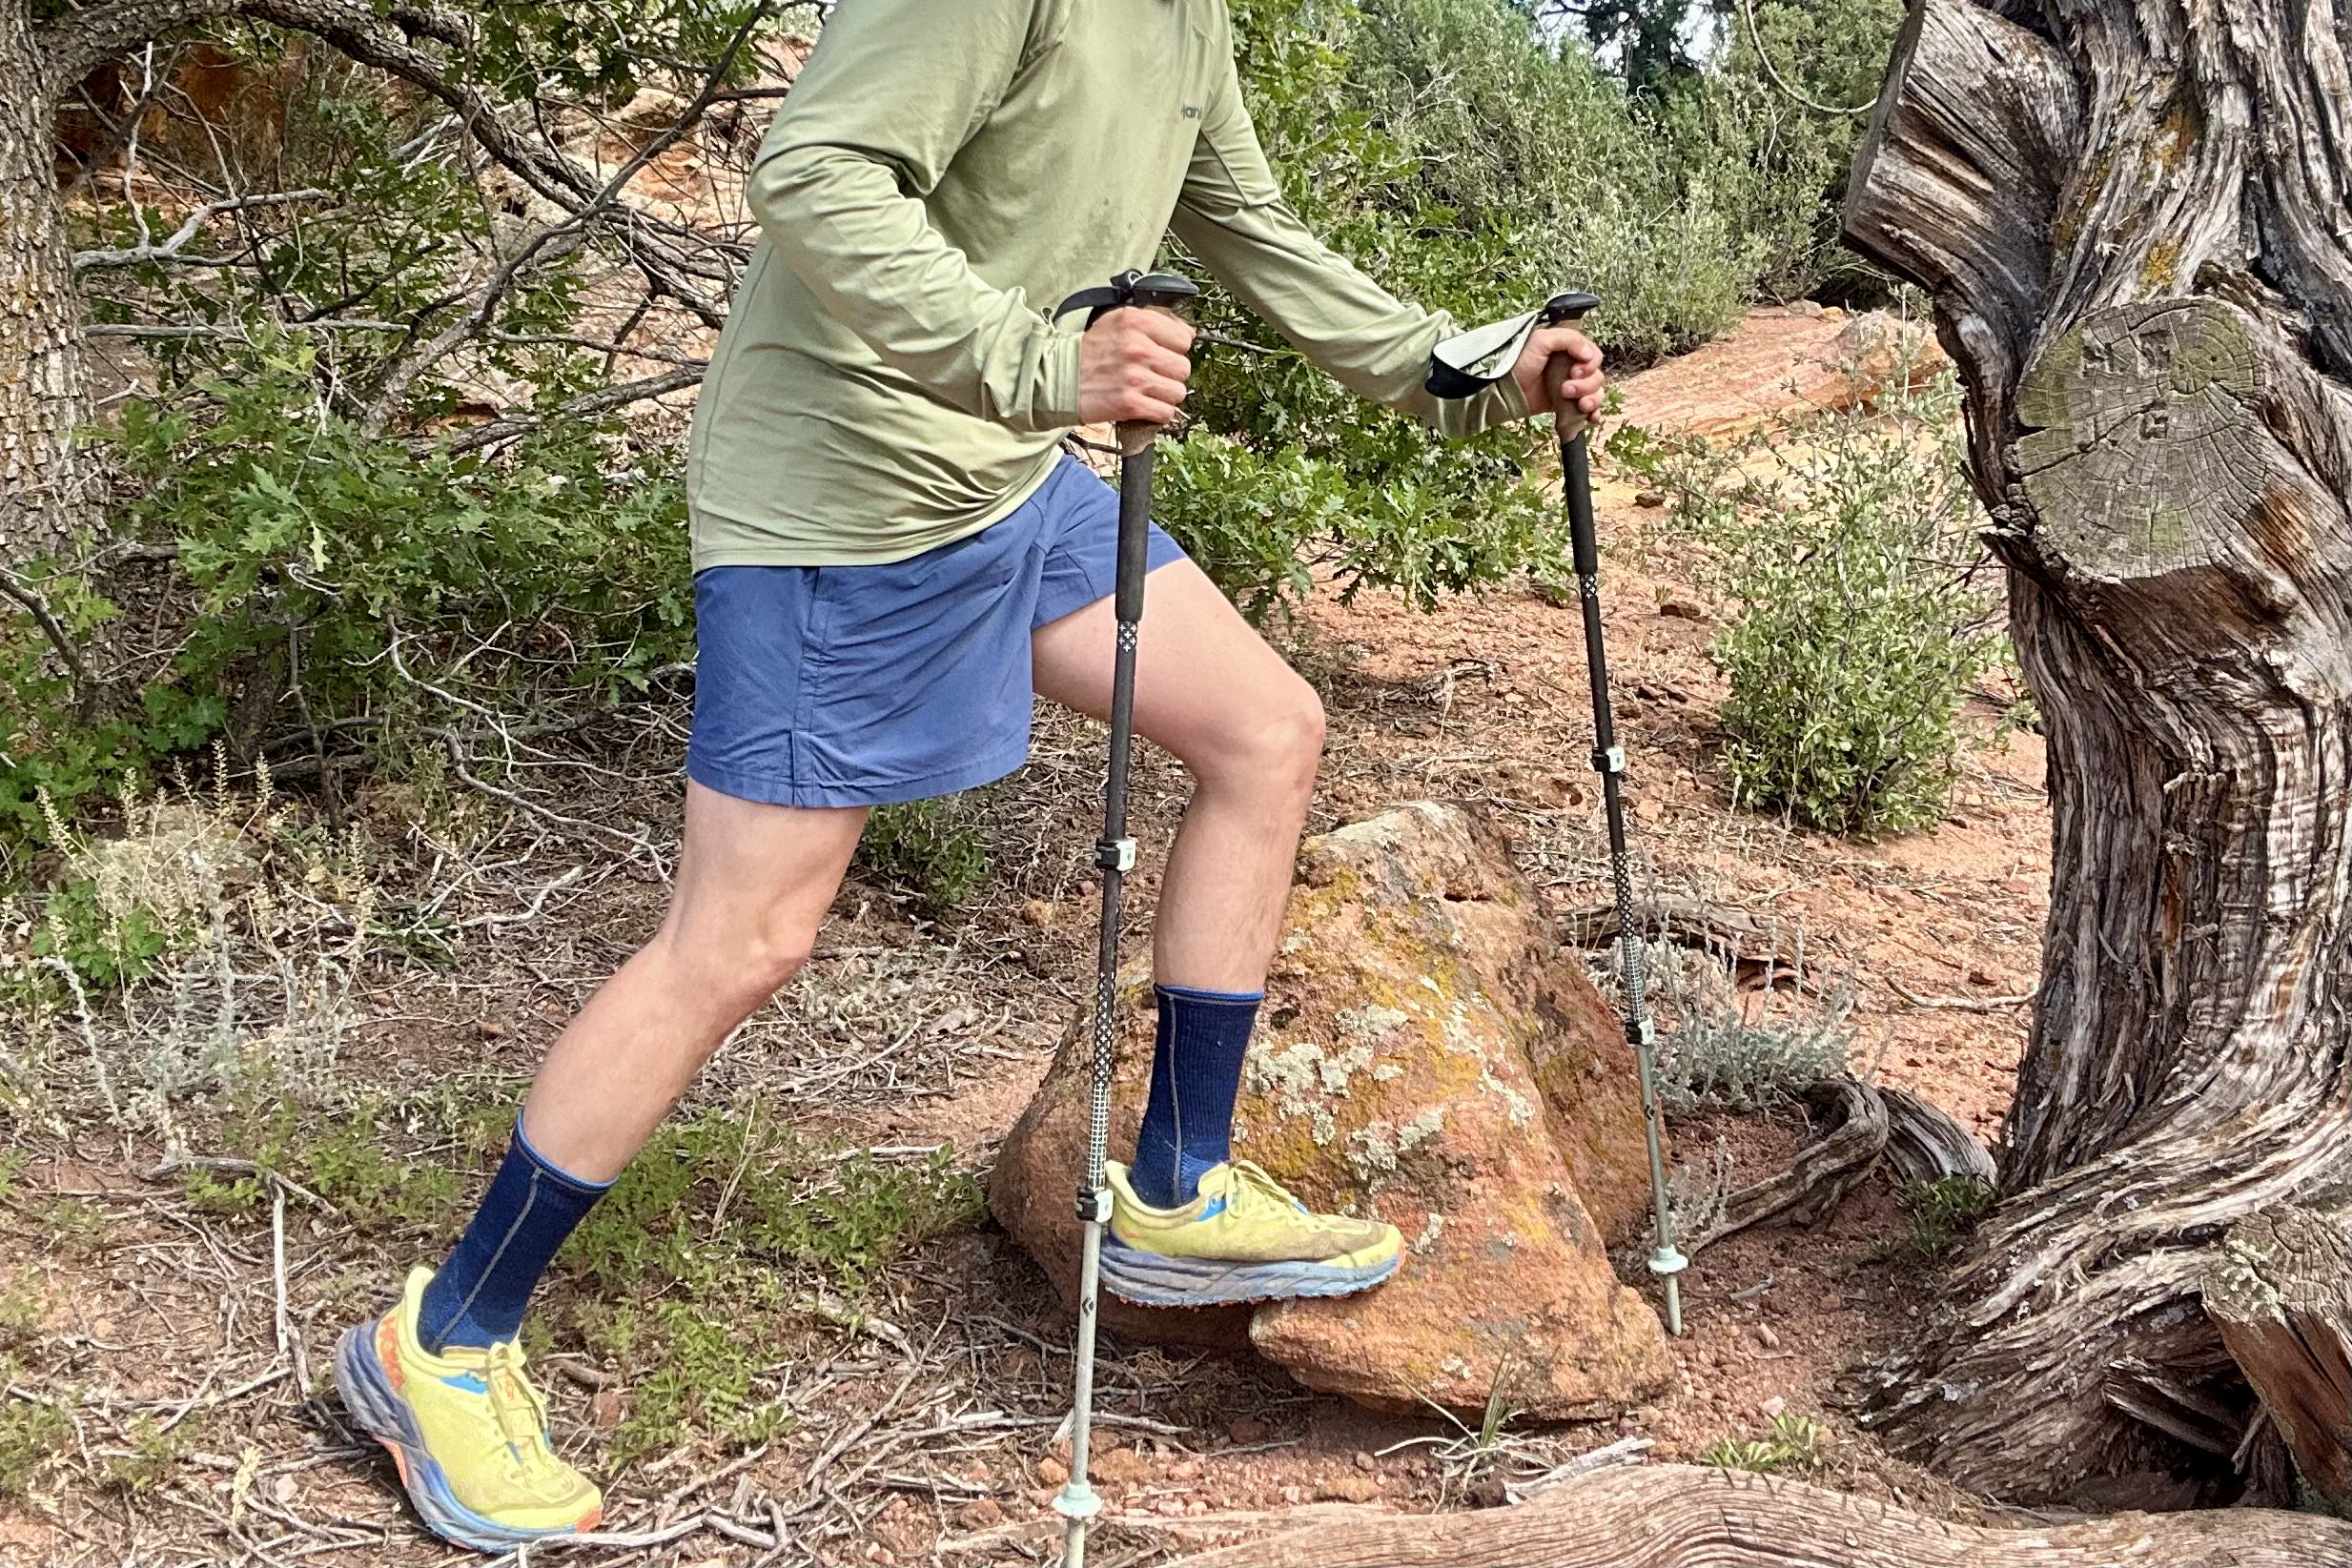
[
  {"x1": 518, "y1": 782, "x2": 867, "y2": 1181},
  {"x1": 1031, "y1": 559, "x2": 1323, "y2": 991}
]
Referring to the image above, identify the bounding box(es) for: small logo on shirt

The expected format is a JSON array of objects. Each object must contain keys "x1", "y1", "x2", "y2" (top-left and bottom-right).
[{"x1": 1182, "y1": 105, "x2": 1202, "y2": 119}]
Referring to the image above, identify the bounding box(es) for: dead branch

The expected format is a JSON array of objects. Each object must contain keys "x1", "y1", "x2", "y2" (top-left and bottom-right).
[
  {"x1": 72, "y1": 189, "x2": 336, "y2": 271},
  {"x1": 1684, "y1": 1076, "x2": 1888, "y2": 1253}
]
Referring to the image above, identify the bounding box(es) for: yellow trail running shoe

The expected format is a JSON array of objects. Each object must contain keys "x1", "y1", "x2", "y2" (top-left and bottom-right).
[
  {"x1": 335, "y1": 1267, "x2": 602, "y2": 1552},
  {"x1": 1102, "y1": 1159, "x2": 1402, "y2": 1307}
]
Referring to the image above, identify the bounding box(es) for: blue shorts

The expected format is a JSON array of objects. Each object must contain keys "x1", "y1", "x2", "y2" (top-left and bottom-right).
[{"x1": 688, "y1": 455, "x2": 1188, "y2": 808}]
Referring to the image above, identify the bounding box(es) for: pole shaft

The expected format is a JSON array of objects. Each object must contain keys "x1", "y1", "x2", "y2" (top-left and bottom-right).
[
  {"x1": 1062, "y1": 438, "x2": 1156, "y2": 1563},
  {"x1": 1562, "y1": 427, "x2": 1685, "y2": 1334}
]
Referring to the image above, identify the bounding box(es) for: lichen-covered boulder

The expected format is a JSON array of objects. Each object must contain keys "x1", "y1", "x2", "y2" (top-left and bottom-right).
[{"x1": 989, "y1": 801, "x2": 1673, "y2": 1415}]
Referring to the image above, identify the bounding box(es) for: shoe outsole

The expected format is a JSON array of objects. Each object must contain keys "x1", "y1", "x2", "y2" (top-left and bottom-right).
[
  {"x1": 1099, "y1": 1237, "x2": 1401, "y2": 1307},
  {"x1": 335, "y1": 1322, "x2": 596, "y2": 1554}
]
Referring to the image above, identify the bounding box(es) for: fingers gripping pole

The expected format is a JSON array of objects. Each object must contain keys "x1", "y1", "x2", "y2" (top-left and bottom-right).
[
  {"x1": 1547, "y1": 293, "x2": 1687, "y2": 1336},
  {"x1": 1053, "y1": 270, "x2": 1196, "y2": 1567}
]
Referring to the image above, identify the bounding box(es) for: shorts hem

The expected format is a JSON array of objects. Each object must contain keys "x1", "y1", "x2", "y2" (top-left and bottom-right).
[
  {"x1": 1033, "y1": 528, "x2": 1189, "y2": 628},
  {"x1": 685, "y1": 745, "x2": 1029, "y2": 809}
]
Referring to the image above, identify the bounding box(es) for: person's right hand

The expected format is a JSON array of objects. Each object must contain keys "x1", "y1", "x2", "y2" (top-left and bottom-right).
[{"x1": 1075, "y1": 306, "x2": 1195, "y2": 427}]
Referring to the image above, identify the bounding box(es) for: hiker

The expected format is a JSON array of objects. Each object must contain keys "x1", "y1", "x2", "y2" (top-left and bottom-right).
[{"x1": 333, "y1": 0, "x2": 1604, "y2": 1549}]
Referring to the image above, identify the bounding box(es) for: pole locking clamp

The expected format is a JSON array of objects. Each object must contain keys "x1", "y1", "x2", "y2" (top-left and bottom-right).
[
  {"x1": 1094, "y1": 838, "x2": 1136, "y2": 872},
  {"x1": 1074, "y1": 1185, "x2": 1112, "y2": 1224},
  {"x1": 1591, "y1": 744, "x2": 1626, "y2": 774}
]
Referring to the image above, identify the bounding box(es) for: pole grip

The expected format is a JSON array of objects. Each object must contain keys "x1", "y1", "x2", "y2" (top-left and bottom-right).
[
  {"x1": 1564, "y1": 432, "x2": 1600, "y2": 579},
  {"x1": 1115, "y1": 446, "x2": 1154, "y2": 624}
]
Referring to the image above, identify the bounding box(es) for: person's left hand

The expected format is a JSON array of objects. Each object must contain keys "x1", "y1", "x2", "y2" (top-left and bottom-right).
[{"x1": 1512, "y1": 324, "x2": 1605, "y2": 433}]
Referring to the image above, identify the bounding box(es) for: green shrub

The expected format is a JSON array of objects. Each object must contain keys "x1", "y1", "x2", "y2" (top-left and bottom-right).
[
  {"x1": 0, "y1": 337, "x2": 693, "y2": 845},
  {"x1": 0, "y1": 1395, "x2": 71, "y2": 1497},
  {"x1": 1701, "y1": 1411, "x2": 1830, "y2": 1475},
  {"x1": 1659, "y1": 359, "x2": 2003, "y2": 837},
  {"x1": 855, "y1": 799, "x2": 992, "y2": 915},
  {"x1": 1888, "y1": 1173, "x2": 1997, "y2": 1260}
]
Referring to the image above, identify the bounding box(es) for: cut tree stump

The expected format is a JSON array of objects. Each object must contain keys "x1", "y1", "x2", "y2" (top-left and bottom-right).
[
  {"x1": 2201, "y1": 1203, "x2": 2352, "y2": 1511},
  {"x1": 1169, "y1": 1463, "x2": 2352, "y2": 1567}
]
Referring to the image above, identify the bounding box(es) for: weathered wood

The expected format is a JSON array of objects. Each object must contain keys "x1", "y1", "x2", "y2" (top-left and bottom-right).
[
  {"x1": 1, "y1": 0, "x2": 92, "y2": 569},
  {"x1": 1170, "y1": 1462, "x2": 2352, "y2": 1567},
  {"x1": 1846, "y1": 0, "x2": 2352, "y2": 1505},
  {"x1": 1684, "y1": 1077, "x2": 1888, "y2": 1253},
  {"x1": 2202, "y1": 1204, "x2": 2352, "y2": 1511},
  {"x1": 1880, "y1": 1083, "x2": 1995, "y2": 1186},
  {"x1": 1842, "y1": 0, "x2": 2076, "y2": 500}
]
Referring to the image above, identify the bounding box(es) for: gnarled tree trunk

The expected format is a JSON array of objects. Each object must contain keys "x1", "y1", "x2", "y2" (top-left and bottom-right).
[
  {"x1": 0, "y1": 0, "x2": 94, "y2": 569},
  {"x1": 1845, "y1": 0, "x2": 2352, "y2": 1506}
]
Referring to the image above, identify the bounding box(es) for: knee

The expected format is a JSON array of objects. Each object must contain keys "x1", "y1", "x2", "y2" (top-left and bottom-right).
[
  {"x1": 658, "y1": 920, "x2": 813, "y2": 1024},
  {"x1": 1200, "y1": 678, "x2": 1324, "y2": 804}
]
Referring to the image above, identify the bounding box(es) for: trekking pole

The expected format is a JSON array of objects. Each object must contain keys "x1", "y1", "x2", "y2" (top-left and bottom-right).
[
  {"x1": 1542, "y1": 291, "x2": 1687, "y2": 1336},
  {"x1": 1048, "y1": 268, "x2": 1200, "y2": 1568}
]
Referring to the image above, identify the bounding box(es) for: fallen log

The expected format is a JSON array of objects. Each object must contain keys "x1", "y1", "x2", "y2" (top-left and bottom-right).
[
  {"x1": 1171, "y1": 1462, "x2": 2352, "y2": 1567},
  {"x1": 2201, "y1": 1203, "x2": 2352, "y2": 1511}
]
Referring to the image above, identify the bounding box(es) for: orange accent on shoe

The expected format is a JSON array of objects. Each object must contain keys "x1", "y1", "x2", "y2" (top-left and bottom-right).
[{"x1": 376, "y1": 1315, "x2": 407, "y2": 1393}]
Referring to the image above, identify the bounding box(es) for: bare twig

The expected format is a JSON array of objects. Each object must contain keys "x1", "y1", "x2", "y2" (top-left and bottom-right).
[
  {"x1": 1885, "y1": 975, "x2": 2036, "y2": 1012},
  {"x1": 73, "y1": 189, "x2": 337, "y2": 271}
]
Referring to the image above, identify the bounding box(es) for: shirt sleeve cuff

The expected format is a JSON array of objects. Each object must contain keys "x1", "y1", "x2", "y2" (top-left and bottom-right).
[{"x1": 1015, "y1": 327, "x2": 1088, "y2": 433}]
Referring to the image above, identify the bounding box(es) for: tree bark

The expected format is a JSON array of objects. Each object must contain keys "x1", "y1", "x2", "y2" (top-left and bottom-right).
[
  {"x1": 1168, "y1": 1463, "x2": 2352, "y2": 1568},
  {"x1": 1846, "y1": 0, "x2": 2352, "y2": 1506},
  {"x1": 1, "y1": 0, "x2": 96, "y2": 570},
  {"x1": 2201, "y1": 1203, "x2": 2352, "y2": 1511}
]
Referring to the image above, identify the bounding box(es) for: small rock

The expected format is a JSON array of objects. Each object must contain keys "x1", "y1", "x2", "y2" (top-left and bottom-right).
[
  {"x1": 588, "y1": 1388, "x2": 624, "y2": 1429},
  {"x1": 1093, "y1": 1448, "x2": 1151, "y2": 1484},
  {"x1": 1656, "y1": 597, "x2": 1708, "y2": 621},
  {"x1": 1019, "y1": 899, "x2": 1055, "y2": 927},
  {"x1": 1353, "y1": 1450, "x2": 1377, "y2": 1472},
  {"x1": 1792, "y1": 300, "x2": 1827, "y2": 317},
  {"x1": 1278, "y1": 1485, "x2": 1306, "y2": 1505},
  {"x1": 1819, "y1": 306, "x2": 1847, "y2": 322},
  {"x1": 1169, "y1": 1458, "x2": 1202, "y2": 1481},
  {"x1": 91, "y1": 1317, "x2": 115, "y2": 1339},
  {"x1": 1635, "y1": 490, "x2": 1667, "y2": 508},
  {"x1": 1762, "y1": 1395, "x2": 1787, "y2": 1416},
  {"x1": 1319, "y1": 1474, "x2": 1382, "y2": 1503},
  {"x1": 274, "y1": 1474, "x2": 297, "y2": 1503},
  {"x1": 2001, "y1": 876, "x2": 2037, "y2": 896},
  {"x1": 956, "y1": 1497, "x2": 1003, "y2": 1530},
  {"x1": 1819, "y1": 1293, "x2": 1845, "y2": 1314},
  {"x1": 1037, "y1": 1456, "x2": 1069, "y2": 1486},
  {"x1": 1154, "y1": 1498, "x2": 1189, "y2": 1517},
  {"x1": 1633, "y1": 798, "x2": 1665, "y2": 825},
  {"x1": 1749, "y1": 1322, "x2": 1781, "y2": 1350},
  {"x1": 1968, "y1": 966, "x2": 1997, "y2": 986},
  {"x1": 1227, "y1": 1416, "x2": 1270, "y2": 1445},
  {"x1": 477, "y1": 1019, "x2": 509, "y2": 1039}
]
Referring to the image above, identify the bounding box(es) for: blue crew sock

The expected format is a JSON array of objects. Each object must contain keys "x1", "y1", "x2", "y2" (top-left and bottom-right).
[
  {"x1": 1130, "y1": 984, "x2": 1261, "y2": 1210},
  {"x1": 418, "y1": 1118, "x2": 612, "y2": 1353}
]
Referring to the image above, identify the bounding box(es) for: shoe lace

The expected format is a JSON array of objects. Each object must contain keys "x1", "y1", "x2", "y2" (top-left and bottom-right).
[
  {"x1": 481, "y1": 1341, "x2": 564, "y2": 1479},
  {"x1": 1225, "y1": 1160, "x2": 1308, "y2": 1219}
]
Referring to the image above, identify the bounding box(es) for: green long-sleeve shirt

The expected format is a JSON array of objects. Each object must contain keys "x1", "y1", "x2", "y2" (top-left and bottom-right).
[{"x1": 685, "y1": 0, "x2": 1530, "y2": 569}]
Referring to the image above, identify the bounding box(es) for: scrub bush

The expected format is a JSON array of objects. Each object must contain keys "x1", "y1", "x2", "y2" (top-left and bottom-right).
[
  {"x1": 1650, "y1": 359, "x2": 2004, "y2": 837},
  {"x1": 855, "y1": 799, "x2": 992, "y2": 915}
]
